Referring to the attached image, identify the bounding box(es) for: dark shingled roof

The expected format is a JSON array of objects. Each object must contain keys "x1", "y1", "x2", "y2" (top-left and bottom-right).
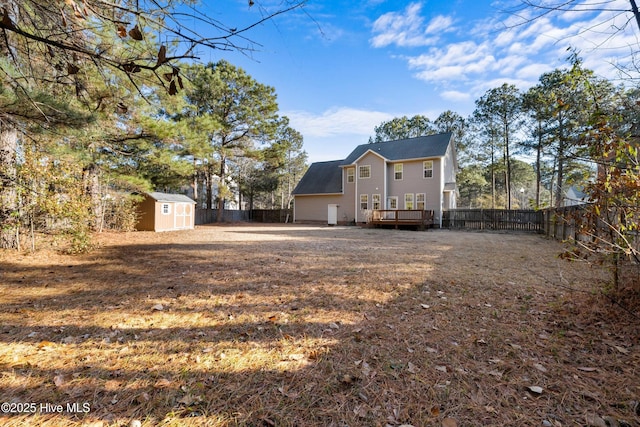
[
  {"x1": 343, "y1": 133, "x2": 452, "y2": 164},
  {"x1": 293, "y1": 133, "x2": 453, "y2": 196},
  {"x1": 292, "y1": 160, "x2": 344, "y2": 195}
]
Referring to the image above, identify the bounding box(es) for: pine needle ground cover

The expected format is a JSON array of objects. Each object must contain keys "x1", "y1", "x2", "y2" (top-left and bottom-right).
[{"x1": 0, "y1": 225, "x2": 637, "y2": 427}]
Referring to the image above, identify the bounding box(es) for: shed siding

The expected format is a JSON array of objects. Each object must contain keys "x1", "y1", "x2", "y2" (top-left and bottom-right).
[
  {"x1": 154, "y1": 202, "x2": 176, "y2": 231},
  {"x1": 136, "y1": 197, "x2": 157, "y2": 231}
]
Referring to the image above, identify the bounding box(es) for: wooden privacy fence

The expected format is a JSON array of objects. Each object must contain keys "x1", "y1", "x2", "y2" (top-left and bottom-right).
[
  {"x1": 195, "y1": 209, "x2": 292, "y2": 225},
  {"x1": 444, "y1": 209, "x2": 544, "y2": 233}
]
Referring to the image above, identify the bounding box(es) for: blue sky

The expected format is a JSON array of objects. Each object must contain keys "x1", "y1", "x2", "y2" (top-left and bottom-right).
[{"x1": 203, "y1": 0, "x2": 638, "y2": 163}]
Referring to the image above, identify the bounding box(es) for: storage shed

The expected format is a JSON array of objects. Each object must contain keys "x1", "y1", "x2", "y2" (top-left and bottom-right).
[{"x1": 136, "y1": 192, "x2": 196, "y2": 232}]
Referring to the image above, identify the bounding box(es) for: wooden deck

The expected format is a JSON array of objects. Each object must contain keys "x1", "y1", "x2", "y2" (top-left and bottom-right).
[{"x1": 369, "y1": 210, "x2": 434, "y2": 230}]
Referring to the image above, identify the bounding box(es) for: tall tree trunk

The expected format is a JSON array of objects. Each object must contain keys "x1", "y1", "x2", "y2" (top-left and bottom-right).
[
  {"x1": 505, "y1": 125, "x2": 512, "y2": 210},
  {"x1": 555, "y1": 115, "x2": 566, "y2": 208},
  {"x1": 216, "y1": 156, "x2": 226, "y2": 222},
  {"x1": 490, "y1": 138, "x2": 496, "y2": 209},
  {"x1": 0, "y1": 122, "x2": 19, "y2": 249},
  {"x1": 535, "y1": 121, "x2": 542, "y2": 208},
  {"x1": 83, "y1": 163, "x2": 103, "y2": 231},
  {"x1": 206, "y1": 163, "x2": 213, "y2": 210}
]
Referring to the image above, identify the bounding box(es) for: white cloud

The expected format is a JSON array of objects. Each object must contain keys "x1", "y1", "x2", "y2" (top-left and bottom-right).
[
  {"x1": 425, "y1": 15, "x2": 455, "y2": 34},
  {"x1": 440, "y1": 90, "x2": 471, "y2": 102},
  {"x1": 370, "y1": 2, "x2": 450, "y2": 48},
  {"x1": 284, "y1": 107, "x2": 394, "y2": 139}
]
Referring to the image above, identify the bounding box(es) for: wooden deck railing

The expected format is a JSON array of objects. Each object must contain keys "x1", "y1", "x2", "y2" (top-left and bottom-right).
[{"x1": 369, "y1": 210, "x2": 434, "y2": 229}]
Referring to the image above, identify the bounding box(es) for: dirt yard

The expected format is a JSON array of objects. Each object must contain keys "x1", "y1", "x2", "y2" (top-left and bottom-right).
[{"x1": 0, "y1": 224, "x2": 638, "y2": 427}]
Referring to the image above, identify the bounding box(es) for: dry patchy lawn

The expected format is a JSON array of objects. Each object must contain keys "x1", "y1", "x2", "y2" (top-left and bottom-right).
[{"x1": 0, "y1": 224, "x2": 638, "y2": 427}]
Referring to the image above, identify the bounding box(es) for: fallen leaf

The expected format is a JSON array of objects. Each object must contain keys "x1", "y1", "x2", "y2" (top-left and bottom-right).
[
  {"x1": 442, "y1": 418, "x2": 458, "y2": 427},
  {"x1": 37, "y1": 340, "x2": 56, "y2": 349},
  {"x1": 407, "y1": 361, "x2": 418, "y2": 374},
  {"x1": 613, "y1": 345, "x2": 629, "y2": 354},
  {"x1": 53, "y1": 374, "x2": 68, "y2": 387},
  {"x1": 435, "y1": 365, "x2": 447, "y2": 373},
  {"x1": 533, "y1": 363, "x2": 547, "y2": 373},
  {"x1": 430, "y1": 405, "x2": 440, "y2": 416},
  {"x1": 154, "y1": 378, "x2": 172, "y2": 388},
  {"x1": 152, "y1": 304, "x2": 164, "y2": 311},
  {"x1": 353, "y1": 405, "x2": 367, "y2": 418},
  {"x1": 584, "y1": 414, "x2": 607, "y2": 427},
  {"x1": 421, "y1": 304, "x2": 430, "y2": 309},
  {"x1": 578, "y1": 367, "x2": 598, "y2": 372},
  {"x1": 527, "y1": 385, "x2": 543, "y2": 394}
]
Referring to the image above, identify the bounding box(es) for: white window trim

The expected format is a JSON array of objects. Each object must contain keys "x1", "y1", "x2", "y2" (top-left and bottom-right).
[
  {"x1": 394, "y1": 163, "x2": 403, "y2": 181},
  {"x1": 161, "y1": 203, "x2": 171, "y2": 215},
  {"x1": 423, "y1": 160, "x2": 433, "y2": 179},
  {"x1": 358, "y1": 165, "x2": 371, "y2": 179},
  {"x1": 347, "y1": 168, "x2": 355, "y2": 183},
  {"x1": 372, "y1": 194, "x2": 381, "y2": 210},
  {"x1": 404, "y1": 193, "x2": 414, "y2": 210},
  {"x1": 416, "y1": 193, "x2": 426, "y2": 210},
  {"x1": 360, "y1": 194, "x2": 368, "y2": 210},
  {"x1": 387, "y1": 196, "x2": 398, "y2": 210}
]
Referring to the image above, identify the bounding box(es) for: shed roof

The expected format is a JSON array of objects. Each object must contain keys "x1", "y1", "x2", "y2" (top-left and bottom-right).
[
  {"x1": 292, "y1": 160, "x2": 344, "y2": 195},
  {"x1": 147, "y1": 192, "x2": 196, "y2": 203}
]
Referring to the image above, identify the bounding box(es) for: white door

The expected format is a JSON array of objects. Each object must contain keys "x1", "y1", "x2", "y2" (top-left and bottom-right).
[{"x1": 327, "y1": 204, "x2": 338, "y2": 225}]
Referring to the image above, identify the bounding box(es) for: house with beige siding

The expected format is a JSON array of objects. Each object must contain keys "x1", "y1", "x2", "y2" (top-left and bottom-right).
[{"x1": 292, "y1": 133, "x2": 457, "y2": 227}]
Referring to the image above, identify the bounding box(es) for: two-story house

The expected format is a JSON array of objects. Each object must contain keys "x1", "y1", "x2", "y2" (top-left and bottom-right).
[{"x1": 292, "y1": 133, "x2": 457, "y2": 227}]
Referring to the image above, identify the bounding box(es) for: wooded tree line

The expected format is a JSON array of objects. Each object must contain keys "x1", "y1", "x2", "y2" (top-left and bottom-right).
[
  {"x1": 0, "y1": 0, "x2": 307, "y2": 251},
  {"x1": 371, "y1": 55, "x2": 639, "y2": 212}
]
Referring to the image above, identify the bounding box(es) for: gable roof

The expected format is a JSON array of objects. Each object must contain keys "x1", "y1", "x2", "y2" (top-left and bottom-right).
[
  {"x1": 292, "y1": 160, "x2": 344, "y2": 195},
  {"x1": 148, "y1": 192, "x2": 195, "y2": 203},
  {"x1": 343, "y1": 132, "x2": 452, "y2": 165}
]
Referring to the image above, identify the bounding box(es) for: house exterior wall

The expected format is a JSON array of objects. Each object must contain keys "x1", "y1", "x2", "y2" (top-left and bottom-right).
[
  {"x1": 386, "y1": 158, "x2": 442, "y2": 214},
  {"x1": 294, "y1": 194, "x2": 344, "y2": 223},
  {"x1": 443, "y1": 143, "x2": 457, "y2": 184},
  {"x1": 354, "y1": 151, "x2": 386, "y2": 223},
  {"x1": 342, "y1": 167, "x2": 356, "y2": 223}
]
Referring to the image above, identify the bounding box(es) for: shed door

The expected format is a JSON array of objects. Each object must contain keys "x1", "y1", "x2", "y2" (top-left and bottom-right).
[
  {"x1": 327, "y1": 204, "x2": 338, "y2": 226},
  {"x1": 175, "y1": 203, "x2": 186, "y2": 229}
]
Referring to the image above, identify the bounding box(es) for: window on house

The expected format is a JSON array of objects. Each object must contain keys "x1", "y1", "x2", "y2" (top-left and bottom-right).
[
  {"x1": 416, "y1": 193, "x2": 426, "y2": 210},
  {"x1": 359, "y1": 165, "x2": 371, "y2": 179},
  {"x1": 347, "y1": 168, "x2": 355, "y2": 183},
  {"x1": 423, "y1": 161, "x2": 433, "y2": 178},
  {"x1": 372, "y1": 194, "x2": 381, "y2": 210},
  {"x1": 387, "y1": 197, "x2": 398, "y2": 209},
  {"x1": 405, "y1": 193, "x2": 414, "y2": 210},
  {"x1": 360, "y1": 194, "x2": 368, "y2": 210},
  {"x1": 161, "y1": 203, "x2": 171, "y2": 215},
  {"x1": 394, "y1": 163, "x2": 403, "y2": 180}
]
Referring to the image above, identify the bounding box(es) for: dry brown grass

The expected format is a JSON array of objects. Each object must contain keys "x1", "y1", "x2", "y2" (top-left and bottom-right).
[{"x1": 0, "y1": 224, "x2": 638, "y2": 427}]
